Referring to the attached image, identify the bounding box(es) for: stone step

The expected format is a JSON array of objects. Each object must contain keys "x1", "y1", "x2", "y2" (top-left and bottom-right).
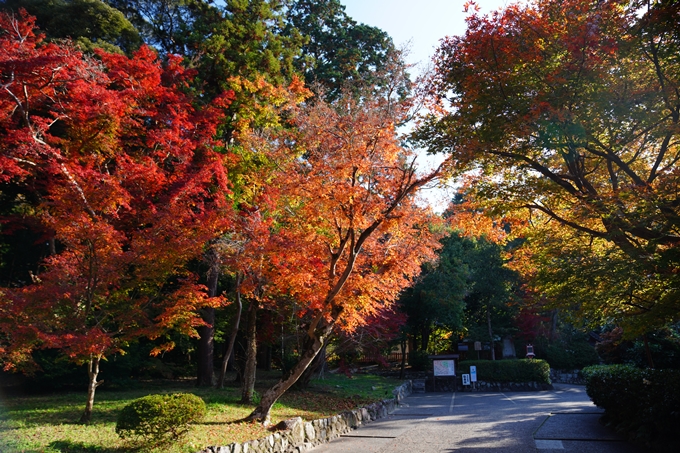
[{"x1": 412, "y1": 379, "x2": 426, "y2": 393}]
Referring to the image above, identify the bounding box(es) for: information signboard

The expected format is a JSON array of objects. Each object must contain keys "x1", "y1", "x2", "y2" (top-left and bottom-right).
[
  {"x1": 470, "y1": 365, "x2": 477, "y2": 382},
  {"x1": 462, "y1": 374, "x2": 471, "y2": 386},
  {"x1": 433, "y1": 359, "x2": 456, "y2": 376}
]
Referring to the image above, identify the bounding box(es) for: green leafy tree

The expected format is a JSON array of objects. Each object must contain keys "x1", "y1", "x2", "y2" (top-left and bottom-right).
[
  {"x1": 105, "y1": 0, "x2": 200, "y2": 55},
  {"x1": 108, "y1": 1, "x2": 302, "y2": 92}
]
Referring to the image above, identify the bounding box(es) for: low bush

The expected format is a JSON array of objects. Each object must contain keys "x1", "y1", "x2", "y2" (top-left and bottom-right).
[
  {"x1": 458, "y1": 359, "x2": 551, "y2": 383},
  {"x1": 583, "y1": 365, "x2": 680, "y2": 450},
  {"x1": 115, "y1": 393, "x2": 206, "y2": 444}
]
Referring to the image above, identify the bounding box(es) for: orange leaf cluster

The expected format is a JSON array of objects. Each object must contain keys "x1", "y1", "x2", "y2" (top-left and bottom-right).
[{"x1": 231, "y1": 94, "x2": 445, "y2": 334}]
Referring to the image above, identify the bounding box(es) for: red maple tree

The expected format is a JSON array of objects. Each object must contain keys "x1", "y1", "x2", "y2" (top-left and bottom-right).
[{"x1": 0, "y1": 11, "x2": 234, "y2": 422}]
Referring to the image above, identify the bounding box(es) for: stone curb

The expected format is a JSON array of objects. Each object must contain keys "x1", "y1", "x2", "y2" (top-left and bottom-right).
[
  {"x1": 462, "y1": 380, "x2": 553, "y2": 391},
  {"x1": 550, "y1": 368, "x2": 585, "y2": 385},
  {"x1": 198, "y1": 381, "x2": 413, "y2": 453}
]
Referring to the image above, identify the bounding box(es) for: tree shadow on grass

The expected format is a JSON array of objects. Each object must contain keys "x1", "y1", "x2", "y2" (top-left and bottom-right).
[
  {"x1": 196, "y1": 420, "x2": 233, "y2": 425},
  {"x1": 4, "y1": 400, "x2": 129, "y2": 427},
  {"x1": 48, "y1": 440, "x2": 129, "y2": 452}
]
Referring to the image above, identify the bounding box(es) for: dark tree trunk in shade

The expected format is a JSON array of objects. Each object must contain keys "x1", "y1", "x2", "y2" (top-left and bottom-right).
[
  {"x1": 197, "y1": 259, "x2": 219, "y2": 387},
  {"x1": 196, "y1": 307, "x2": 215, "y2": 386},
  {"x1": 294, "y1": 343, "x2": 327, "y2": 389},
  {"x1": 262, "y1": 344, "x2": 272, "y2": 372},
  {"x1": 241, "y1": 301, "x2": 258, "y2": 403},
  {"x1": 420, "y1": 326, "x2": 430, "y2": 351},
  {"x1": 79, "y1": 355, "x2": 102, "y2": 423},
  {"x1": 399, "y1": 338, "x2": 407, "y2": 380},
  {"x1": 218, "y1": 276, "x2": 243, "y2": 389},
  {"x1": 487, "y1": 307, "x2": 496, "y2": 361},
  {"x1": 643, "y1": 334, "x2": 655, "y2": 368}
]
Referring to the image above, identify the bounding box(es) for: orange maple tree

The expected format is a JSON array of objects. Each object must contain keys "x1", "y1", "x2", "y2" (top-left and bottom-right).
[
  {"x1": 0, "y1": 11, "x2": 234, "y2": 422},
  {"x1": 195, "y1": 73, "x2": 310, "y2": 388},
  {"x1": 217, "y1": 193, "x2": 280, "y2": 399},
  {"x1": 238, "y1": 91, "x2": 445, "y2": 424}
]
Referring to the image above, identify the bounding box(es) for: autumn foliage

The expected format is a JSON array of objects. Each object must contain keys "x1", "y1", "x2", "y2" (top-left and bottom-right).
[
  {"x1": 0, "y1": 10, "x2": 234, "y2": 420},
  {"x1": 0, "y1": 8, "x2": 448, "y2": 425},
  {"x1": 234, "y1": 90, "x2": 444, "y2": 423},
  {"x1": 418, "y1": 0, "x2": 680, "y2": 336},
  {"x1": 269, "y1": 98, "x2": 441, "y2": 331}
]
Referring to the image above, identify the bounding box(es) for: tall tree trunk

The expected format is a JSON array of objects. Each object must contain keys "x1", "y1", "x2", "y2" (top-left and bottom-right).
[
  {"x1": 79, "y1": 354, "x2": 102, "y2": 423},
  {"x1": 233, "y1": 342, "x2": 244, "y2": 384},
  {"x1": 197, "y1": 256, "x2": 220, "y2": 387},
  {"x1": 643, "y1": 334, "x2": 655, "y2": 368},
  {"x1": 263, "y1": 344, "x2": 273, "y2": 372},
  {"x1": 197, "y1": 307, "x2": 215, "y2": 387},
  {"x1": 421, "y1": 326, "x2": 430, "y2": 352},
  {"x1": 295, "y1": 343, "x2": 327, "y2": 389},
  {"x1": 487, "y1": 307, "x2": 495, "y2": 361},
  {"x1": 244, "y1": 314, "x2": 335, "y2": 425},
  {"x1": 550, "y1": 309, "x2": 559, "y2": 341},
  {"x1": 399, "y1": 338, "x2": 407, "y2": 380},
  {"x1": 218, "y1": 275, "x2": 243, "y2": 389},
  {"x1": 241, "y1": 301, "x2": 258, "y2": 403}
]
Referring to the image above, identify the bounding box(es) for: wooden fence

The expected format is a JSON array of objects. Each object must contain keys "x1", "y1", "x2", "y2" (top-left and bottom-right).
[{"x1": 356, "y1": 352, "x2": 405, "y2": 364}]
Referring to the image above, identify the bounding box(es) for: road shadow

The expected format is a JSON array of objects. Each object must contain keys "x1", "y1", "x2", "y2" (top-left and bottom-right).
[{"x1": 48, "y1": 440, "x2": 129, "y2": 453}]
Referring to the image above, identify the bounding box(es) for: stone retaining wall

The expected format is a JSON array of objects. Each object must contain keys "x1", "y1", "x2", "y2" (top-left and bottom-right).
[
  {"x1": 462, "y1": 380, "x2": 553, "y2": 391},
  {"x1": 550, "y1": 369, "x2": 585, "y2": 385},
  {"x1": 198, "y1": 381, "x2": 412, "y2": 453},
  {"x1": 426, "y1": 377, "x2": 552, "y2": 392}
]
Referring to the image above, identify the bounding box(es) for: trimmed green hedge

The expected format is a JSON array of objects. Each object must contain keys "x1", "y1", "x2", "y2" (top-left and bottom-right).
[
  {"x1": 583, "y1": 365, "x2": 680, "y2": 449},
  {"x1": 116, "y1": 393, "x2": 206, "y2": 444},
  {"x1": 541, "y1": 338, "x2": 600, "y2": 370},
  {"x1": 458, "y1": 359, "x2": 551, "y2": 383}
]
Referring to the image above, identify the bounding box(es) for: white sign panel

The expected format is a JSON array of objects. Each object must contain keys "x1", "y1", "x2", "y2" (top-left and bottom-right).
[
  {"x1": 462, "y1": 374, "x2": 471, "y2": 386},
  {"x1": 470, "y1": 366, "x2": 477, "y2": 382},
  {"x1": 433, "y1": 359, "x2": 456, "y2": 376}
]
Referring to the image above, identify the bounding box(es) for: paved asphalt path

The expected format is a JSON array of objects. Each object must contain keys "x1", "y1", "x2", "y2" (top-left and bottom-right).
[{"x1": 311, "y1": 384, "x2": 644, "y2": 453}]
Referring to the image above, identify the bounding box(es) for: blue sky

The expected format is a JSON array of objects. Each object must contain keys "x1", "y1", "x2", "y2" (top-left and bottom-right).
[{"x1": 340, "y1": 0, "x2": 517, "y2": 76}]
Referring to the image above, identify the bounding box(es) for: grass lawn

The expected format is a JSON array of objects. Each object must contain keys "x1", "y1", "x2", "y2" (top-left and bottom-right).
[{"x1": 0, "y1": 371, "x2": 403, "y2": 453}]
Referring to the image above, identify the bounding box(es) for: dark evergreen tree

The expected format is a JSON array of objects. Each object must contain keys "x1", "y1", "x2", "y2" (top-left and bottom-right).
[
  {"x1": 0, "y1": 0, "x2": 142, "y2": 53},
  {"x1": 462, "y1": 238, "x2": 520, "y2": 360},
  {"x1": 286, "y1": 0, "x2": 408, "y2": 101},
  {"x1": 399, "y1": 233, "x2": 469, "y2": 352}
]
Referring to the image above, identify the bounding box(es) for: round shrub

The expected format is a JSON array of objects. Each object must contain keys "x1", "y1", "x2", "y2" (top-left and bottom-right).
[
  {"x1": 116, "y1": 393, "x2": 206, "y2": 443},
  {"x1": 583, "y1": 365, "x2": 680, "y2": 449}
]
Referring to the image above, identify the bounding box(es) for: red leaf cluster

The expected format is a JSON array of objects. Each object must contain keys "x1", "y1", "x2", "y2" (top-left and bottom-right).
[{"x1": 0, "y1": 11, "x2": 234, "y2": 370}]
